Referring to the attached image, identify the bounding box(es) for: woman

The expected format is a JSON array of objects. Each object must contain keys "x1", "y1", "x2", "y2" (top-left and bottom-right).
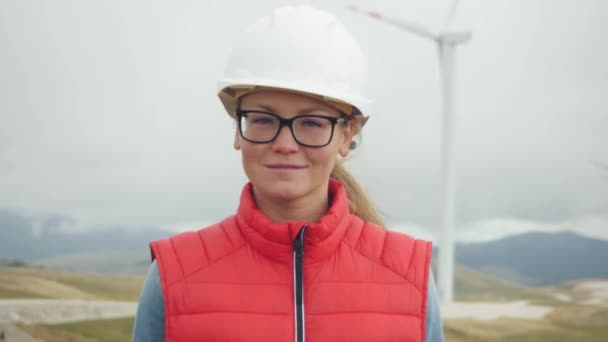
[{"x1": 133, "y1": 5, "x2": 443, "y2": 342}]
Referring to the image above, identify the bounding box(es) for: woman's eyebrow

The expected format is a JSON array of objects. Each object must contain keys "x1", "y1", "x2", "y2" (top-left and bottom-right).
[
  {"x1": 298, "y1": 106, "x2": 333, "y2": 114},
  {"x1": 243, "y1": 104, "x2": 276, "y2": 112},
  {"x1": 242, "y1": 104, "x2": 334, "y2": 115}
]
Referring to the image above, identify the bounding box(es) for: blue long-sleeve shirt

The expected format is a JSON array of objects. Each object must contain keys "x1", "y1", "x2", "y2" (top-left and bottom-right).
[{"x1": 133, "y1": 260, "x2": 444, "y2": 341}]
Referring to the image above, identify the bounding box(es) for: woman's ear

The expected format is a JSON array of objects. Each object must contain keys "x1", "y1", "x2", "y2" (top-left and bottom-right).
[
  {"x1": 338, "y1": 123, "x2": 354, "y2": 157},
  {"x1": 233, "y1": 129, "x2": 241, "y2": 150}
]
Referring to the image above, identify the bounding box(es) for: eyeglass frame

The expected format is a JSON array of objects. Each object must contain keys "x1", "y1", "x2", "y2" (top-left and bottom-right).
[{"x1": 235, "y1": 109, "x2": 350, "y2": 148}]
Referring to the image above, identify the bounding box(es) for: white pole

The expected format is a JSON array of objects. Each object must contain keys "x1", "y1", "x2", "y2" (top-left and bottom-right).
[
  {"x1": 345, "y1": 3, "x2": 470, "y2": 305},
  {"x1": 437, "y1": 40, "x2": 456, "y2": 304}
]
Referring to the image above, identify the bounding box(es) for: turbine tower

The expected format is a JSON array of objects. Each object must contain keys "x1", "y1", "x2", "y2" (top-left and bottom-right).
[{"x1": 347, "y1": 1, "x2": 471, "y2": 304}]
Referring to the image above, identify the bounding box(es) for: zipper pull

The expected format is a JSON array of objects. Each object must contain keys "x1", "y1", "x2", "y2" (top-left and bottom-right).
[
  {"x1": 293, "y1": 224, "x2": 307, "y2": 342},
  {"x1": 293, "y1": 224, "x2": 307, "y2": 253}
]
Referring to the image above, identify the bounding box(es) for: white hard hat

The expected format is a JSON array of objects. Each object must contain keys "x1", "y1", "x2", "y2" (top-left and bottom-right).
[{"x1": 217, "y1": 5, "x2": 371, "y2": 120}]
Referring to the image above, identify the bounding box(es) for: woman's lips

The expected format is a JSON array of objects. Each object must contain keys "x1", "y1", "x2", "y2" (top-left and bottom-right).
[{"x1": 266, "y1": 163, "x2": 306, "y2": 170}]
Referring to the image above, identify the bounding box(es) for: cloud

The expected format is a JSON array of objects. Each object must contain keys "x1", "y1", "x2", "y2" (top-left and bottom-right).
[{"x1": 0, "y1": 0, "x2": 606, "y2": 241}]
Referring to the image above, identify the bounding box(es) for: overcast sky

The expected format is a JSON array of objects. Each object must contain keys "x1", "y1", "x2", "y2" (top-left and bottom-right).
[{"x1": 1, "y1": 0, "x2": 606, "y2": 242}]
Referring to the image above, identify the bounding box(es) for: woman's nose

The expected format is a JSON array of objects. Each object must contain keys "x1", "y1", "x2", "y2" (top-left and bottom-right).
[{"x1": 271, "y1": 125, "x2": 300, "y2": 153}]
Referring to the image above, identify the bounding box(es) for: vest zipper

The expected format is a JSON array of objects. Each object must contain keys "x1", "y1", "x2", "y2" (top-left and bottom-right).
[{"x1": 293, "y1": 225, "x2": 307, "y2": 342}]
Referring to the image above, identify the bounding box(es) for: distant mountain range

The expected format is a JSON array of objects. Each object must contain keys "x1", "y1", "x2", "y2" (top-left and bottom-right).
[
  {"x1": 1, "y1": 209, "x2": 607, "y2": 285},
  {"x1": 0, "y1": 209, "x2": 171, "y2": 274},
  {"x1": 452, "y1": 230, "x2": 608, "y2": 286}
]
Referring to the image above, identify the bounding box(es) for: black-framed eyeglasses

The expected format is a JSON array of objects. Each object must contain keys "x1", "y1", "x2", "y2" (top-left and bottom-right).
[{"x1": 236, "y1": 110, "x2": 348, "y2": 148}]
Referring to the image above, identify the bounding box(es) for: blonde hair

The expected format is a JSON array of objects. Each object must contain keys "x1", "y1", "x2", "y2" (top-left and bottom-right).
[{"x1": 331, "y1": 161, "x2": 385, "y2": 227}]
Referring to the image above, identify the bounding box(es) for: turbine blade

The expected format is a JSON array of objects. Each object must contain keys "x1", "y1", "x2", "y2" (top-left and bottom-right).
[
  {"x1": 590, "y1": 160, "x2": 608, "y2": 172},
  {"x1": 442, "y1": 0, "x2": 460, "y2": 31},
  {"x1": 347, "y1": 4, "x2": 438, "y2": 41}
]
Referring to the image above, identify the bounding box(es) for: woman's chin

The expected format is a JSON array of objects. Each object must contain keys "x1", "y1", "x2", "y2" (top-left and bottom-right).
[{"x1": 257, "y1": 180, "x2": 308, "y2": 202}]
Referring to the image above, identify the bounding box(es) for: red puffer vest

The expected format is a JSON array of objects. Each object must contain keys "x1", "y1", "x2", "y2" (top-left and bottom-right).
[{"x1": 150, "y1": 179, "x2": 432, "y2": 342}]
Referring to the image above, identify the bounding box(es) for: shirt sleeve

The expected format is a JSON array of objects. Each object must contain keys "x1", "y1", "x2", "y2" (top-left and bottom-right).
[
  {"x1": 425, "y1": 268, "x2": 445, "y2": 342},
  {"x1": 132, "y1": 260, "x2": 166, "y2": 342}
]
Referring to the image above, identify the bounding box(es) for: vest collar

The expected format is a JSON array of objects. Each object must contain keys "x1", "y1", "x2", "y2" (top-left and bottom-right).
[{"x1": 236, "y1": 178, "x2": 352, "y2": 262}]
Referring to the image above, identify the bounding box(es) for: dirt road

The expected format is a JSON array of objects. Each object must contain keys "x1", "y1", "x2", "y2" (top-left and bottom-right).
[
  {"x1": 0, "y1": 322, "x2": 42, "y2": 342},
  {"x1": 0, "y1": 299, "x2": 137, "y2": 341},
  {"x1": 441, "y1": 300, "x2": 554, "y2": 321},
  {"x1": 0, "y1": 299, "x2": 137, "y2": 325}
]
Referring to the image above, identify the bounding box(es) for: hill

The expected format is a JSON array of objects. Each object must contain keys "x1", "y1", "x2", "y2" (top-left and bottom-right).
[
  {"x1": 3, "y1": 208, "x2": 608, "y2": 286},
  {"x1": 455, "y1": 231, "x2": 608, "y2": 286},
  {"x1": 0, "y1": 265, "x2": 144, "y2": 301},
  {"x1": 0, "y1": 209, "x2": 171, "y2": 273}
]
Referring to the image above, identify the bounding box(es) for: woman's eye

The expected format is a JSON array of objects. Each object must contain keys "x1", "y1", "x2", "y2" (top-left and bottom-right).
[
  {"x1": 250, "y1": 117, "x2": 274, "y2": 125},
  {"x1": 301, "y1": 119, "x2": 323, "y2": 127}
]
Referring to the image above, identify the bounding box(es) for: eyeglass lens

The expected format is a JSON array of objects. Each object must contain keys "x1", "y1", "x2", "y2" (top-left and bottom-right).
[{"x1": 239, "y1": 112, "x2": 336, "y2": 147}]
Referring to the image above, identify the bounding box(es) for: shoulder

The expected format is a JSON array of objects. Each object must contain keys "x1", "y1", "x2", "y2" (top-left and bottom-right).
[
  {"x1": 149, "y1": 216, "x2": 247, "y2": 283},
  {"x1": 151, "y1": 216, "x2": 244, "y2": 257},
  {"x1": 344, "y1": 216, "x2": 432, "y2": 262},
  {"x1": 344, "y1": 216, "x2": 433, "y2": 288}
]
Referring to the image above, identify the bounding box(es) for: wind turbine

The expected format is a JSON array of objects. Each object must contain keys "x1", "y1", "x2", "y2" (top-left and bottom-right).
[
  {"x1": 590, "y1": 160, "x2": 608, "y2": 172},
  {"x1": 590, "y1": 160, "x2": 608, "y2": 176},
  {"x1": 347, "y1": 1, "x2": 471, "y2": 304}
]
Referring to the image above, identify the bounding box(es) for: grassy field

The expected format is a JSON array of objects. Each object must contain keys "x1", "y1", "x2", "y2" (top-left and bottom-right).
[
  {"x1": 0, "y1": 266, "x2": 144, "y2": 301},
  {"x1": 446, "y1": 278, "x2": 608, "y2": 341},
  {"x1": 452, "y1": 264, "x2": 553, "y2": 303},
  {"x1": 19, "y1": 317, "x2": 135, "y2": 342},
  {"x1": 445, "y1": 302, "x2": 608, "y2": 341},
  {"x1": 20, "y1": 306, "x2": 608, "y2": 342},
  {"x1": 445, "y1": 317, "x2": 608, "y2": 342},
  {"x1": 4, "y1": 265, "x2": 607, "y2": 341},
  {"x1": 2, "y1": 265, "x2": 142, "y2": 341}
]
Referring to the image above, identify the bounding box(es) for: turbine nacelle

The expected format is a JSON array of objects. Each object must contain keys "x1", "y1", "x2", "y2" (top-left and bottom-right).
[{"x1": 437, "y1": 31, "x2": 472, "y2": 45}]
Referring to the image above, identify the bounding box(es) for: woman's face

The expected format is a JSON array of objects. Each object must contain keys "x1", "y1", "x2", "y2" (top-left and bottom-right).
[{"x1": 235, "y1": 90, "x2": 353, "y2": 203}]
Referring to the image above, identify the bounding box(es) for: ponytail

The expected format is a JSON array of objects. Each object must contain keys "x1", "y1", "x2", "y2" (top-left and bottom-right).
[{"x1": 331, "y1": 161, "x2": 386, "y2": 228}]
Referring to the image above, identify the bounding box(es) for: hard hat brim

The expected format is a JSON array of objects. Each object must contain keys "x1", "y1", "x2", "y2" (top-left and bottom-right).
[{"x1": 217, "y1": 79, "x2": 371, "y2": 121}]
